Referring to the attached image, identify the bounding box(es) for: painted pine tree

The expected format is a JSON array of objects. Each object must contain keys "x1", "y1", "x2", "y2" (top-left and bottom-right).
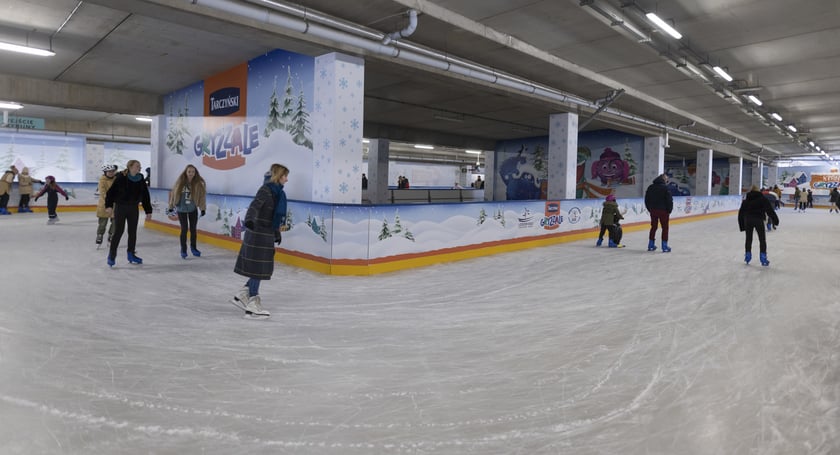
[
  {"x1": 378, "y1": 218, "x2": 391, "y2": 240},
  {"x1": 1, "y1": 144, "x2": 15, "y2": 170},
  {"x1": 166, "y1": 94, "x2": 191, "y2": 155},
  {"x1": 319, "y1": 219, "x2": 327, "y2": 241},
  {"x1": 533, "y1": 144, "x2": 547, "y2": 179},
  {"x1": 263, "y1": 75, "x2": 283, "y2": 138},
  {"x1": 280, "y1": 67, "x2": 295, "y2": 131},
  {"x1": 392, "y1": 211, "x2": 403, "y2": 234},
  {"x1": 477, "y1": 208, "x2": 487, "y2": 225},
  {"x1": 285, "y1": 208, "x2": 294, "y2": 229},
  {"x1": 289, "y1": 89, "x2": 313, "y2": 149}
]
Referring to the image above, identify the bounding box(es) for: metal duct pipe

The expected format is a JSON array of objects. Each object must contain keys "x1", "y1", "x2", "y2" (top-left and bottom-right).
[
  {"x1": 382, "y1": 9, "x2": 417, "y2": 45},
  {"x1": 202, "y1": 0, "x2": 735, "y2": 146}
]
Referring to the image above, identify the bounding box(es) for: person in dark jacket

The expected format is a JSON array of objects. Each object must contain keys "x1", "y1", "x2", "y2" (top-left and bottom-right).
[
  {"x1": 644, "y1": 173, "x2": 674, "y2": 252},
  {"x1": 105, "y1": 160, "x2": 153, "y2": 267},
  {"x1": 596, "y1": 194, "x2": 625, "y2": 248},
  {"x1": 32, "y1": 175, "x2": 68, "y2": 223},
  {"x1": 230, "y1": 164, "x2": 289, "y2": 318},
  {"x1": 739, "y1": 186, "x2": 779, "y2": 266}
]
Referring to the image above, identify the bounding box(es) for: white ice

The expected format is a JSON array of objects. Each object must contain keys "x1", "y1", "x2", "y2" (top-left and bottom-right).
[{"x1": 1, "y1": 208, "x2": 838, "y2": 454}]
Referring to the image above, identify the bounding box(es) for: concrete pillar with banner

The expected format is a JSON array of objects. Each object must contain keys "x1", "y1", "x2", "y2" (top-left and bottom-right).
[
  {"x1": 729, "y1": 157, "x2": 743, "y2": 196},
  {"x1": 695, "y1": 149, "x2": 713, "y2": 196},
  {"x1": 546, "y1": 112, "x2": 579, "y2": 200},
  {"x1": 642, "y1": 135, "x2": 665, "y2": 191},
  {"x1": 367, "y1": 138, "x2": 390, "y2": 204}
]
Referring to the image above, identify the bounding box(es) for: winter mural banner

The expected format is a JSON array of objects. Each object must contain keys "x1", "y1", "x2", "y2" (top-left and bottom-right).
[{"x1": 159, "y1": 49, "x2": 315, "y2": 200}]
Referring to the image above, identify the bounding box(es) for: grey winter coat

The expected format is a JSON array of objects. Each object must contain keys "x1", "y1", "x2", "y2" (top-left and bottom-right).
[{"x1": 234, "y1": 184, "x2": 282, "y2": 280}]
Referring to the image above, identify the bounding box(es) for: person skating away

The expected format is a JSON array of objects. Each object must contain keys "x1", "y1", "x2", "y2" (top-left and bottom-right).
[
  {"x1": 644, "y1": 173, "x2": 673, "y2": 252},
  {"x1": 104, "y1": 160, "x2": 152, "y2": 267},
  {"x1": 0, "y1": 165, "x2": 19, "y2": 215},
  {"x1": 793, "y1": 187, "x2": 801, "y2": 211},
  {"x1": 95, "y1": 164, "x2": 119, "y2": 245},
  {"x1": 798, "y1": 187, "x2": 808, "y2": 212},
  {"x1": 739, "y1": 185, "x2": 779, "y2": 266},
  {"x1": 16, "y1": 167, "x2": 43, "y2": 213},
  {"x1": 231, "y1": 164, "x2": 290, "y2": 319},
  {"x1": 829, "y1": 188, "x2": 839, "y2": 213},
  {"x1": 32, "y1": 176, "x2": 68, "y2": 224},
  {"x1": 596, "y1": 194, "x2": 625, "y2": 248},
  {"x1": 168, "y1": 164, "x2": 207, "y2": 259},
  {"x1": 807, "y1": 189, "x2": 814, "y2": 208}
]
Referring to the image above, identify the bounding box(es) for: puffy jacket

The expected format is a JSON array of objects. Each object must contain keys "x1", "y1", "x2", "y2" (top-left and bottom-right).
[{"x1": 644, "y1": 175, "x2": 673, "y2": 213}]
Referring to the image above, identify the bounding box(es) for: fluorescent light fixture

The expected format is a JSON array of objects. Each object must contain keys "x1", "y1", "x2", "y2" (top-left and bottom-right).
[
  {"x1": 0, "y1": 101, "x2": 24, "y2": 110},
  {"x1": 787, "y1": 124, "x2": 797, "y2": 132},
  {"x1": 135, "y1": 116, "x2": 153, "y2": 122},
  {"x1": 465, "y1": 150, "x2": 482, "y2": 155},
  {"x1": 770, "y1": 112, "x2": 783, "y2": 121},
  {"x1": 0, "y1": 41, "x2": 55, "y2": 57},
  {"x1": 433, "y1": 114, "x2": 464, "y2": 123},
  {"x1": 747, "y1": 94, "x2": 763, "y2": 106},
  {"x1": 646, "y1": 13, "x2": 682, "y2": 39},
  {"x1": 414, "y1": 144, "x2": 434, "y2": 150},
  {"x1": 362, "y1": 139, "x2": 370, "y2": 143},
  {"x1": 816, "y1": 145, "x2": 821, "y2": 151},
  {"x1": 808, "y1": 140, "x2": 815, "y2": 146},
  {"x1": 712, "y1": 66, "x2": 733, "y2": 82}
]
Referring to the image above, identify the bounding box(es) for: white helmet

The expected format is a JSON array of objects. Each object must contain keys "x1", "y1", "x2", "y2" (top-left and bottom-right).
[{"x1": 101, "y1": 164, "x2": 118, "y2": 172}]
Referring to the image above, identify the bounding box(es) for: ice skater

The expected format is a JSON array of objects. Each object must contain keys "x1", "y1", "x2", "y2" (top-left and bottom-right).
[
  {"x1": 739, "y1": 186, "x2": 779, "y2": 266},
  {"x1": 644, "y1": 173, "x2": 673, "y2": 252},
  {"x1": 96, "y1": 164, "x2": 118, "y2": 245},
  {"x1": 104, "y1": 160, "x2": 153, "y2": 267},
  {"x1": 16, "y1": 167, "x2": 43, "y2": 213},
  {"x1": 231, "y1": 164, "x2": 289, "y2": 319},
  {"x1": 168, "y1": 164, "x2": 207, "y2": 258},
  {"x1": 32, "y1": 176, "x2": 68, "y2": 224},
  {"x1": 596, "y1": 194, "x2": 625, "y2": 248},
  {"x1": 0, "y1": 165, "x2": 19, "y2": 215}
]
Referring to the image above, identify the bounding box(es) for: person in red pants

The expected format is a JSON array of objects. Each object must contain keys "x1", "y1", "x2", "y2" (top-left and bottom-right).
[{"x1": 644, "y1": 173, "x2": 673, "y2": 252}]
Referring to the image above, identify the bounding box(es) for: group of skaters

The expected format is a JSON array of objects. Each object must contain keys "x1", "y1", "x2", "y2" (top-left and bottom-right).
[
  {"x1": 791, "y1": 186, "x2": 814, "y2": 212},
  {"x1": 0, "y1": 165, "x2": 67, "y2": 219},
  {"x1": 596, "y1": 173, "x2": 673, "y2": 252}
]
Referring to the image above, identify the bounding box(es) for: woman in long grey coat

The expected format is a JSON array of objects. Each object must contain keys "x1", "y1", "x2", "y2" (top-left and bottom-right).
[{"x1": 231, "y1": 164, "x2": 289, "y2": 318}]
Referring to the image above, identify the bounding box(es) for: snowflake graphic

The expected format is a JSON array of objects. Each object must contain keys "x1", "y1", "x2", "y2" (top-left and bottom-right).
[
  {"x1": 323, "y1": 139, "x2": 331, "y2": 150},
  {"x1": 315, "y1": 101, "x2": 322, "y2": 112},
  {"x1": 353, "y1": 164, "x2": 359, "y2": 172},
  {"x1": 323, "y1": 185, "x2": 330, "y2": 195},
  {"x1": 342, "y1": 106, "x2": 347, "y2": 112},
  {"x1": 339, "y1": 138, "x2": 346, "y2": 147},
  {"x1": 339, "y1": 182, "x2": 348, "y2": 193},
  {"x1": 350, "y1": 119, "x2": 359, "y2": 130},
  {"x1": 320, "y1": 69, "x2": 328, "y2": 79},
  {"x1": 339, "y1": 77, "x2": 348, "y2": 89},
  {"x1": 315, "y1": 159, "x2": 321, "y2": 168}
]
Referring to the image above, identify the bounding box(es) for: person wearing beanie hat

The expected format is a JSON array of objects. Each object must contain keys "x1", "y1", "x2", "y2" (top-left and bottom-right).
[
  {"x1": 644, "y1": 173, "x2": 674, "y2": 252},
  {"x1": 596, "y1": 193, "x2": 625, "y2": 248},
  {"x1": 95, "y1": 164, "x2": 119, "y2": 245},
  {"x1": 739, "y1": 185, "x2": 779, "y2": 266},
  {"x1": 0, "y1": 165, "x2": 19, "y2": 215},
  {"x1": 16, "y1": 167, "x2": 43, "y2": 213},
  {"x1": 33, "y1": 175, "x2": 69, "y2": 224}
]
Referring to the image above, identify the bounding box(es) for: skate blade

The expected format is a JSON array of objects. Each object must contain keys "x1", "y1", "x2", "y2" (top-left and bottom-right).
[
  {"x1": 229, "y1": 298, "x2": 247, "y2": 312},
  {"x1": 243, "y1": 312, "x2": 270, "y2": 320}
]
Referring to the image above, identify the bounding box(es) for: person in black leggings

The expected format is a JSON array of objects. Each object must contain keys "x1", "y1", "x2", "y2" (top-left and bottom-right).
[{"x1": 105, "y1": 160, "x2": 152, "y2": 267}]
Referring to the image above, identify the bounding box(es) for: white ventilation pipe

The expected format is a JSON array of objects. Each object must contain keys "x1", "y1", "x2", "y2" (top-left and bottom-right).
[
  {"x1": 382, "y1": 9, "x2": 417, "y2": 45},
  {"x1": 202, "y1": 0, "x2": 733, "y2": 146}
]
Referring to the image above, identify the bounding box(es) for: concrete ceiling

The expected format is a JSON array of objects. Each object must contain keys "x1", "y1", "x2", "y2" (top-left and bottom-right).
[{"x1": 1, "y1": 0, "x2": 839, "y2": 166}]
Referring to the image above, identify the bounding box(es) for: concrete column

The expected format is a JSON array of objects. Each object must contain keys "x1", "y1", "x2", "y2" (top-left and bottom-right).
[
  {"x1": 367, "y1": 139, "x2": 390, "y2": 204},
  {"x1": 546, "y1": 112, "x2": 578, "y2": 199},
  {"x1": 695, "y1": 149, "x2": 713, "y2": 196},
  {"x1": 766, "y1": 165, "x2": 779, "y2": 188},
  {"x1": 751, "y1": 158, "x2": 763, "y2": 189},
  {"x1": 311, "y1": 52, "x2": 365, "y2": 203},
  {"x1": 483, "y1": 151, "x2": 495, "y2": 201},
  {"x1": 643, "y1": 135, "x2": 665, "y2": 189},
  {"x1": 729, "y1": 157, "x2": 743, "y2": 196}
]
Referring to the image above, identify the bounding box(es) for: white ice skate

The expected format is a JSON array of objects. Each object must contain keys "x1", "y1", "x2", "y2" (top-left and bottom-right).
[
  {"x1": 229, "y1": 286, "x2": 249, "y2": 311},
  {"x1": 243, "y1": 295, "x2": 270, "y2": 319}
]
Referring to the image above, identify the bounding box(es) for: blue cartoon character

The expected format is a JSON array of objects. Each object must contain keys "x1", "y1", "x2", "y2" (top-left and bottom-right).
[
  {"x1": 590, "y1": 147, "x2": 630, "y2": 185},
  {"x1": 499, "y1": 146, "x2": 541, "y2": 200},
  {"x1": 667, "y1": 180, "x2": 691, "y2": 196}
]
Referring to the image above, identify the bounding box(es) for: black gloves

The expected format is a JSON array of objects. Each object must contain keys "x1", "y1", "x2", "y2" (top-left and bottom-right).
[
  {"x1": 65, "y1": 196, "x2": 69, "y2": 201},
  {"x1": 274, "y1": 230, "x2": 282, "y2": 244},
  {"x1": 33, "y1": 197, "x2": 39, "y2": 202},
  {"x1": 244, "y1": 220, "x2": 255, "y2": 230},
  {"x1": 200, "y1": 210, "x2": 205, "y2": 217}
]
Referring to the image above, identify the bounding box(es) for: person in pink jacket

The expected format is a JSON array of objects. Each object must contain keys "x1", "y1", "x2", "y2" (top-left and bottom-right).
[{"x1": 33, "y1": 176, "x2": 69, "y2": 224}]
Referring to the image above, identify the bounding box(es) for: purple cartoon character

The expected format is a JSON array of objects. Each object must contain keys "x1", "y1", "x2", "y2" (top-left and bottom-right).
[{"x1": 591, "y1": 147, "x2": 630, "y2": 185}]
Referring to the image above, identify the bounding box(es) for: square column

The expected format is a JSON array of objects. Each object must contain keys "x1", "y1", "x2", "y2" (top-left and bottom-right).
[
  {"x1": 546, "y1": 112, "x2": 578, "y2": 200},
  {"x1": 483, "y1": 151, "x2": 495, "y2": 201},
  {"x1": 695, "y1": 149, "x2": 713, "y2": 196},
  {"x1": 729, "y1": 157, "x2": 743, "y2": 196},
  {"x1": 312, "y1": 52, "x2": 365, "y2": 203},
  {"x1": 766, "y1": 166, "x2": 779, "y2": 188},
  {"x1": 643, "y1": 135, "x2": 665, "y2": 188},
  {"x1": 751, "y1": 159, "x2": 763, "y2": 189},
  {"x1": 367, "y1": 139, "x2": 390, "y2": 204}
]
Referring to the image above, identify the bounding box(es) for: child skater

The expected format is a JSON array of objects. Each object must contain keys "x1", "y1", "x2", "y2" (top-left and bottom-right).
[
  {"x1": 739, "y1": 185, "x2": 779, "y2": 266},
  {"x1": 96, "y1": 164, "x2": 118, "y2": 245},
  {"x1": 33, "y1": 176, "x2": 68, "y2": 224},
  {"x1": 16, "y1": 167, "x2": 43, "y2": 212},
  {"x1": 596, "y1": 194, "x2": 625, "y2": 248},
  {"x1": 168, "y1": 164, "x2": 207, "y2": 258}
]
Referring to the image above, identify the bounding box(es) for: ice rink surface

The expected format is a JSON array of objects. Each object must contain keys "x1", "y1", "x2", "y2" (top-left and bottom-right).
[{"x1": 1, "y1": 208, "x2": 838, "y2": 454}]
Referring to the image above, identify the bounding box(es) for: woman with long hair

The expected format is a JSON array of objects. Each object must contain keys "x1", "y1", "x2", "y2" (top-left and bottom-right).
[
  {"x1": 105, "y1": 160, "x2": 152, "y2": 267},
  {"x1": 168, "y1": 164, "x2": 207, "y2": 258}
]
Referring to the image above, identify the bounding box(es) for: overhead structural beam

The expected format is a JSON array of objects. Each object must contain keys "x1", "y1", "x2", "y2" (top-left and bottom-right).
[{"x1": 579, "y1": 89, "x2": 624, "y2": 131}]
